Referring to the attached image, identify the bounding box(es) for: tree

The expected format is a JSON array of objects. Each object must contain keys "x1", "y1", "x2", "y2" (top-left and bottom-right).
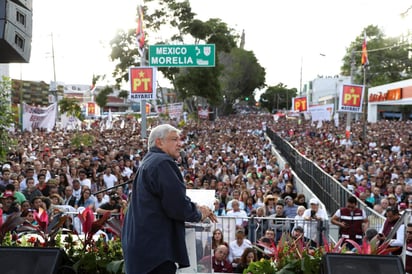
[
  {"x1": 0, "y1": 76, "x2": 16, "y2": 162},
  {"x1": 259, "y1": 83, "x2": 297, "y2": 113},
  {"x1": 118, "y1": 90, "x2": 129, "y2": 100},
  {"x1": 340, "y1": 25, "x2": 412, "y2": 86},
  {"x1": 219, "y1": 48, "x2": 266, "y2": 114},
  {"x1": 109, "y1": 0, "x2": 243, "y2": 111},
  {"x1": 58, "y1": 97, "x2": 84, "y2": 120},
  {"x1": 95, "y1": 86, "x2": 113, "y2": 114}
]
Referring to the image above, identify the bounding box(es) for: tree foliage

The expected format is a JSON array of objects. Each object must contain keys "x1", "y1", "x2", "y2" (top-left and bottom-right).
[
  {"x1": 259, "y1": 83, "x2": 298, "y2": 113},
  {"x1": 0, "y1": 76, "x2": 15, "y2": 163},
  {"x1": 118, "y1": 90, "x2": 129, "y2": 100},
  {"x1": 58, "y1": 97, "x2": 84, "y2": 121},
  {"x1": 109, "y1": 0, "x2": 265, "y2": 113},
  {"x1": 95, "y1": 86, "x2": 114, "y2": 113},
  {"x1": 219, "y1": 48, "x2": 266, "y2": 105},
  {"x1": 340, "y1": 25, "x2": 412, "y2": 86}
]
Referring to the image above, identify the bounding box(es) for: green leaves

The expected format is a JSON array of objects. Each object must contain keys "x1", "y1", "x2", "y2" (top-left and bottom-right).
[
  {"x1": 0, "y1": 76, "x2": 15, "y2": 162},
  {"x1": 58, "y1": 97, "x2": 84, "y2": 121},
  {"x1": 341, "y1": 25, "x2": 412, "y2": 86}
]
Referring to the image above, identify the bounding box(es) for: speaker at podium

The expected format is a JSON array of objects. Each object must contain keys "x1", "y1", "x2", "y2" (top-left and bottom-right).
[{"x1": 0, "y1": 0, "x2": 32, "y2": 63}]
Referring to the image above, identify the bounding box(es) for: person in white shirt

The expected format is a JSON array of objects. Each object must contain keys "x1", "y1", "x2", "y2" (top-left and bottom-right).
[
  {"x1": 120, "y1": 161, "x2": 133, "y2": 179},
  {"x1": 78, "y1": 169, "x2": 91, "y2": 189},
  {"x1": 94, "y1": 192, "x2": 110, "y2": 210},
  {"x1": 228, "y1": 229, "x2": 252, "y2": 268},
  {"x1": 72, "y1": 179, "x2": 82, "y2": 201},
  {"x1": 226, "y1": 199, "x2": 248, "y2": 227},
  {"x1": 302, "y1": 198, "x2": 328, "y2": 246},
  {"x1": 103, "y1": 167, "x2": 118, "y2": 189},
  {"x1": 226, "y1": 190, "x2": 245, "y2": 210}
]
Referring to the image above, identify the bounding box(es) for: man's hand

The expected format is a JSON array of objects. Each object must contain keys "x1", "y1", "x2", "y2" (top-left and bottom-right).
[{"x1": 199, "y1": 205, "x2": 218, "y2": 223}]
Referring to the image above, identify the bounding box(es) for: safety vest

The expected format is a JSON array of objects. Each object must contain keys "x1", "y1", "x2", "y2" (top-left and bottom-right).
[{"x1": 339, "y1": 207, "x2": 364, "y2": 240}]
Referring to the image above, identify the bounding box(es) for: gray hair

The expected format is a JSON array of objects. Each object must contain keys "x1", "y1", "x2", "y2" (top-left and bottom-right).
[{"x1": 148, "y1": 124, "x2": 181, "y2": 148}]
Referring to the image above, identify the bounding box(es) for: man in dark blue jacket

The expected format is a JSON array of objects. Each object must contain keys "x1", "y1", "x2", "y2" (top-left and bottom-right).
[{"x1": 122, "y1": 124, "x2": 216, "y2": 274}]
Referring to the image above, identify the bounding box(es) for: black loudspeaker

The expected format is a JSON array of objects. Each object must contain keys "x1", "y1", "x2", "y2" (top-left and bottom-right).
[
  {"x1": 0, "y1": 247, "x2": 68, "y2": 274},
  {"x1": 0, "y1": 0, "x2": 32, "y2": 63},
  {"x1": 321, "y1": 253, "x2": 405, "y2": 274}
]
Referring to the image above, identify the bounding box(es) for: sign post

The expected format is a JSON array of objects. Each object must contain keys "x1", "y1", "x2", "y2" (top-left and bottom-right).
[
  {"x1": 149, "y1": 44, "x2": 215, "y2": 67},
  {"x1": 129, "y1": 66, "x2": 157, "y2": 139}
]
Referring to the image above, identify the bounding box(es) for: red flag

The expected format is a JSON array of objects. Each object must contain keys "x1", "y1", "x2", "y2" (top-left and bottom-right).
[
  {"x1": 79, "y1": 207, "x2": 95, "y2": 235},
  {"x1": 35, "y1": 207, "x2": 49, "y2": 232},
  {"x1": 361, "y1": 32, "x2": 369, "y2": 66},
  {"x1": 136, "y1": 5, "x2": 145, "y2": 55}
]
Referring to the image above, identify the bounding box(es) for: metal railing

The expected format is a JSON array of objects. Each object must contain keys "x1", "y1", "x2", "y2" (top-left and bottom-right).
[
  {"x1": 182, "y1": 215, "x2": 332, "y2": 273},
  {"x1": 266, "y1": 128, "x2": 385, "y2": 230}
]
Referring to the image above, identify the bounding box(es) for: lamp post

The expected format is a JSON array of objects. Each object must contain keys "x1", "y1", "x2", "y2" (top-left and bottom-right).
[{"x1": 49, "y1": 33, "x2": 59, "y2": 127}]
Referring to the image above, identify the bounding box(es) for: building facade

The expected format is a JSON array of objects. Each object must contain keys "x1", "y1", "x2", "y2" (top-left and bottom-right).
[{"x1": 367, "y1": 78, "x2": 412, "y2": 123}]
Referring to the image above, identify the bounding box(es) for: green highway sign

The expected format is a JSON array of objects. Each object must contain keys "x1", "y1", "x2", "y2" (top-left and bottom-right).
[{"x1": 149, "y1": 44, "x2": 215, "y2": 67}]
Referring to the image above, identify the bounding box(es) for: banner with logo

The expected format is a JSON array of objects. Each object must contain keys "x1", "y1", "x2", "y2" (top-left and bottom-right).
[
  {"x1": 87, "y1": 102, "x2": 96, "y2": 116},
  {"x1": 198, "y1": 106, "x2": 210, "y2": 120},
  {"x1": 22, "y1": 103, "x2": 57, "y2": 132},
  {"x1": 308, "y1": 104, "x2": 334, "y2": 122},
  {"x1": 129, "y1": 66, "x2": 157, "y2": 101},
  {"x1": 292, "y1": 96, "x2": 308, "y2": 112},
  {"x1": 157, "y1": 103, "x2": 183, "y2": 120},
  {"x1": 61, "y1": 113, "x2": 81, "y2": 130},
  {"x1": 338, "y1": 84, "x2": 364, "y2": 113}
]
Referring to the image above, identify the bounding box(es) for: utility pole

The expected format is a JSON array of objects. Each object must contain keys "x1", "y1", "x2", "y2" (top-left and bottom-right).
[
  {"x1": 49, "y1": 33, "x2": 59, "y2": 127},
  {"x1": 346, "y1": 50, "x2": 355, "y2": 136},
  {"x1": 299, "y1": 57, "x2": 303, "y2": 96}
]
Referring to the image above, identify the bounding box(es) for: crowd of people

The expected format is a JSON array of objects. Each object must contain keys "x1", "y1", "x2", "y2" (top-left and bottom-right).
[
  {"x1": 279, "y1": 118, "x2": 412, "y2": 211},
  {"x1": 1, "y1": 113, "x2": 412, "y2": 272}
]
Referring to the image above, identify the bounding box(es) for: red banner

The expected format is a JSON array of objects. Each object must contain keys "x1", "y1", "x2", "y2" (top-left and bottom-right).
[
  {"x1": 198, "y1": 106, "x2": 209, "y2": 119},
  {"x1": 338, "y1": 84, "x2": 364, "y2": 113},
  {"x1": 129, "y1": 67, "x2": 157, "y2": 100},
  {"x1": 87, "y1": 102, "x2": 95, "y2": 116},
  {"x1": 293, "y1": 97, "x2": 307, "y2": 112}
]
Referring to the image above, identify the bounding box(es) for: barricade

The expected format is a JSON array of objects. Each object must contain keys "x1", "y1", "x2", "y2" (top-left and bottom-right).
[{"x1": 183, "y1": 216, "x2": 330, "y2": 273}]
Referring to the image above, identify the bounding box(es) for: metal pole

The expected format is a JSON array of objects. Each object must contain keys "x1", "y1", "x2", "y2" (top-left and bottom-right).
[
  {"x1": 299, "y1": 57, "x2": 303, "y2": 96},
  {"x1": 51, "y1": 33, "x2": 59, "y2": 127},
  {"x1": 51, "y1": 33, "x2": 56, "y2": 84},
  {"x1": 362, "y1": 66, "x2": 367, "y2": 141},
  {"x1": 346, "y1": 50, "x2": 355, "y2": 135},
  {"x1": 140, "y1": 50, "x2": 147, "y2": 139},
  {"x1": 402, "y1": 209, "x2": 411, "y2": 270}
]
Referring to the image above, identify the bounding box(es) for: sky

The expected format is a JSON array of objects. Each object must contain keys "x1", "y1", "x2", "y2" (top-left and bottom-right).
[{"x1": 7, "y1": 0, "x2": 412, "y2": 91}]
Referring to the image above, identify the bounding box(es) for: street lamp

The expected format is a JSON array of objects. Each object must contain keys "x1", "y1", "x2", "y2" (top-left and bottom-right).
[{"x1": 49, "y1": 33, "x2": 59, "y2": 126}]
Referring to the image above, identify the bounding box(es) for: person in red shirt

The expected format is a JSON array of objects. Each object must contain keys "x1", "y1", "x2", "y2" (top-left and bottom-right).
[
  {"x1": 331, "y1": 196, "x2": 368, "y2": 248},
  {"x1": 199, "y1": 244, "x2": 233, "y2": 273}
]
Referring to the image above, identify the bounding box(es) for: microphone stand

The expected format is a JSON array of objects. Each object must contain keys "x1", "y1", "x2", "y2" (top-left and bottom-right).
[{"x1": 92, "y1": 176, "x2": 135, "y2": 196}]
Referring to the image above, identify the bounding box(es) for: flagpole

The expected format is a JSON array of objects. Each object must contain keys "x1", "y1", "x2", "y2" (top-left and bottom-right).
[
  {"x1": 137, "y1": 4, "x2": 147, "y2": 139},
  {"x1": 362, "y1": 66, "x2": 367, "y2": 140},
  {"x1": 361, "y1": 31, "x2": 369, "y2": 141},
  {"x1": 140, "y1": 49, "x2": 147, "y2": 139}
]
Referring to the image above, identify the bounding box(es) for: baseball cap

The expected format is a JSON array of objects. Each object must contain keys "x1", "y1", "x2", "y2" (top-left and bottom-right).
[
  {"x1": 0, "y1": 191, "x2": 15, "y2": 199},
  {"x1": 387, "y1": 194, "x2": 396, "y2": 199},
  {"x1": 309, "y1": 198, "x2": 319, "y2": 205}
]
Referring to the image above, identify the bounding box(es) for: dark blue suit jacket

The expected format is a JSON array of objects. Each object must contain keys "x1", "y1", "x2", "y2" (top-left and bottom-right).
[{"x1": 122, "y1": 147, "x2": 202, "y2": 274}]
